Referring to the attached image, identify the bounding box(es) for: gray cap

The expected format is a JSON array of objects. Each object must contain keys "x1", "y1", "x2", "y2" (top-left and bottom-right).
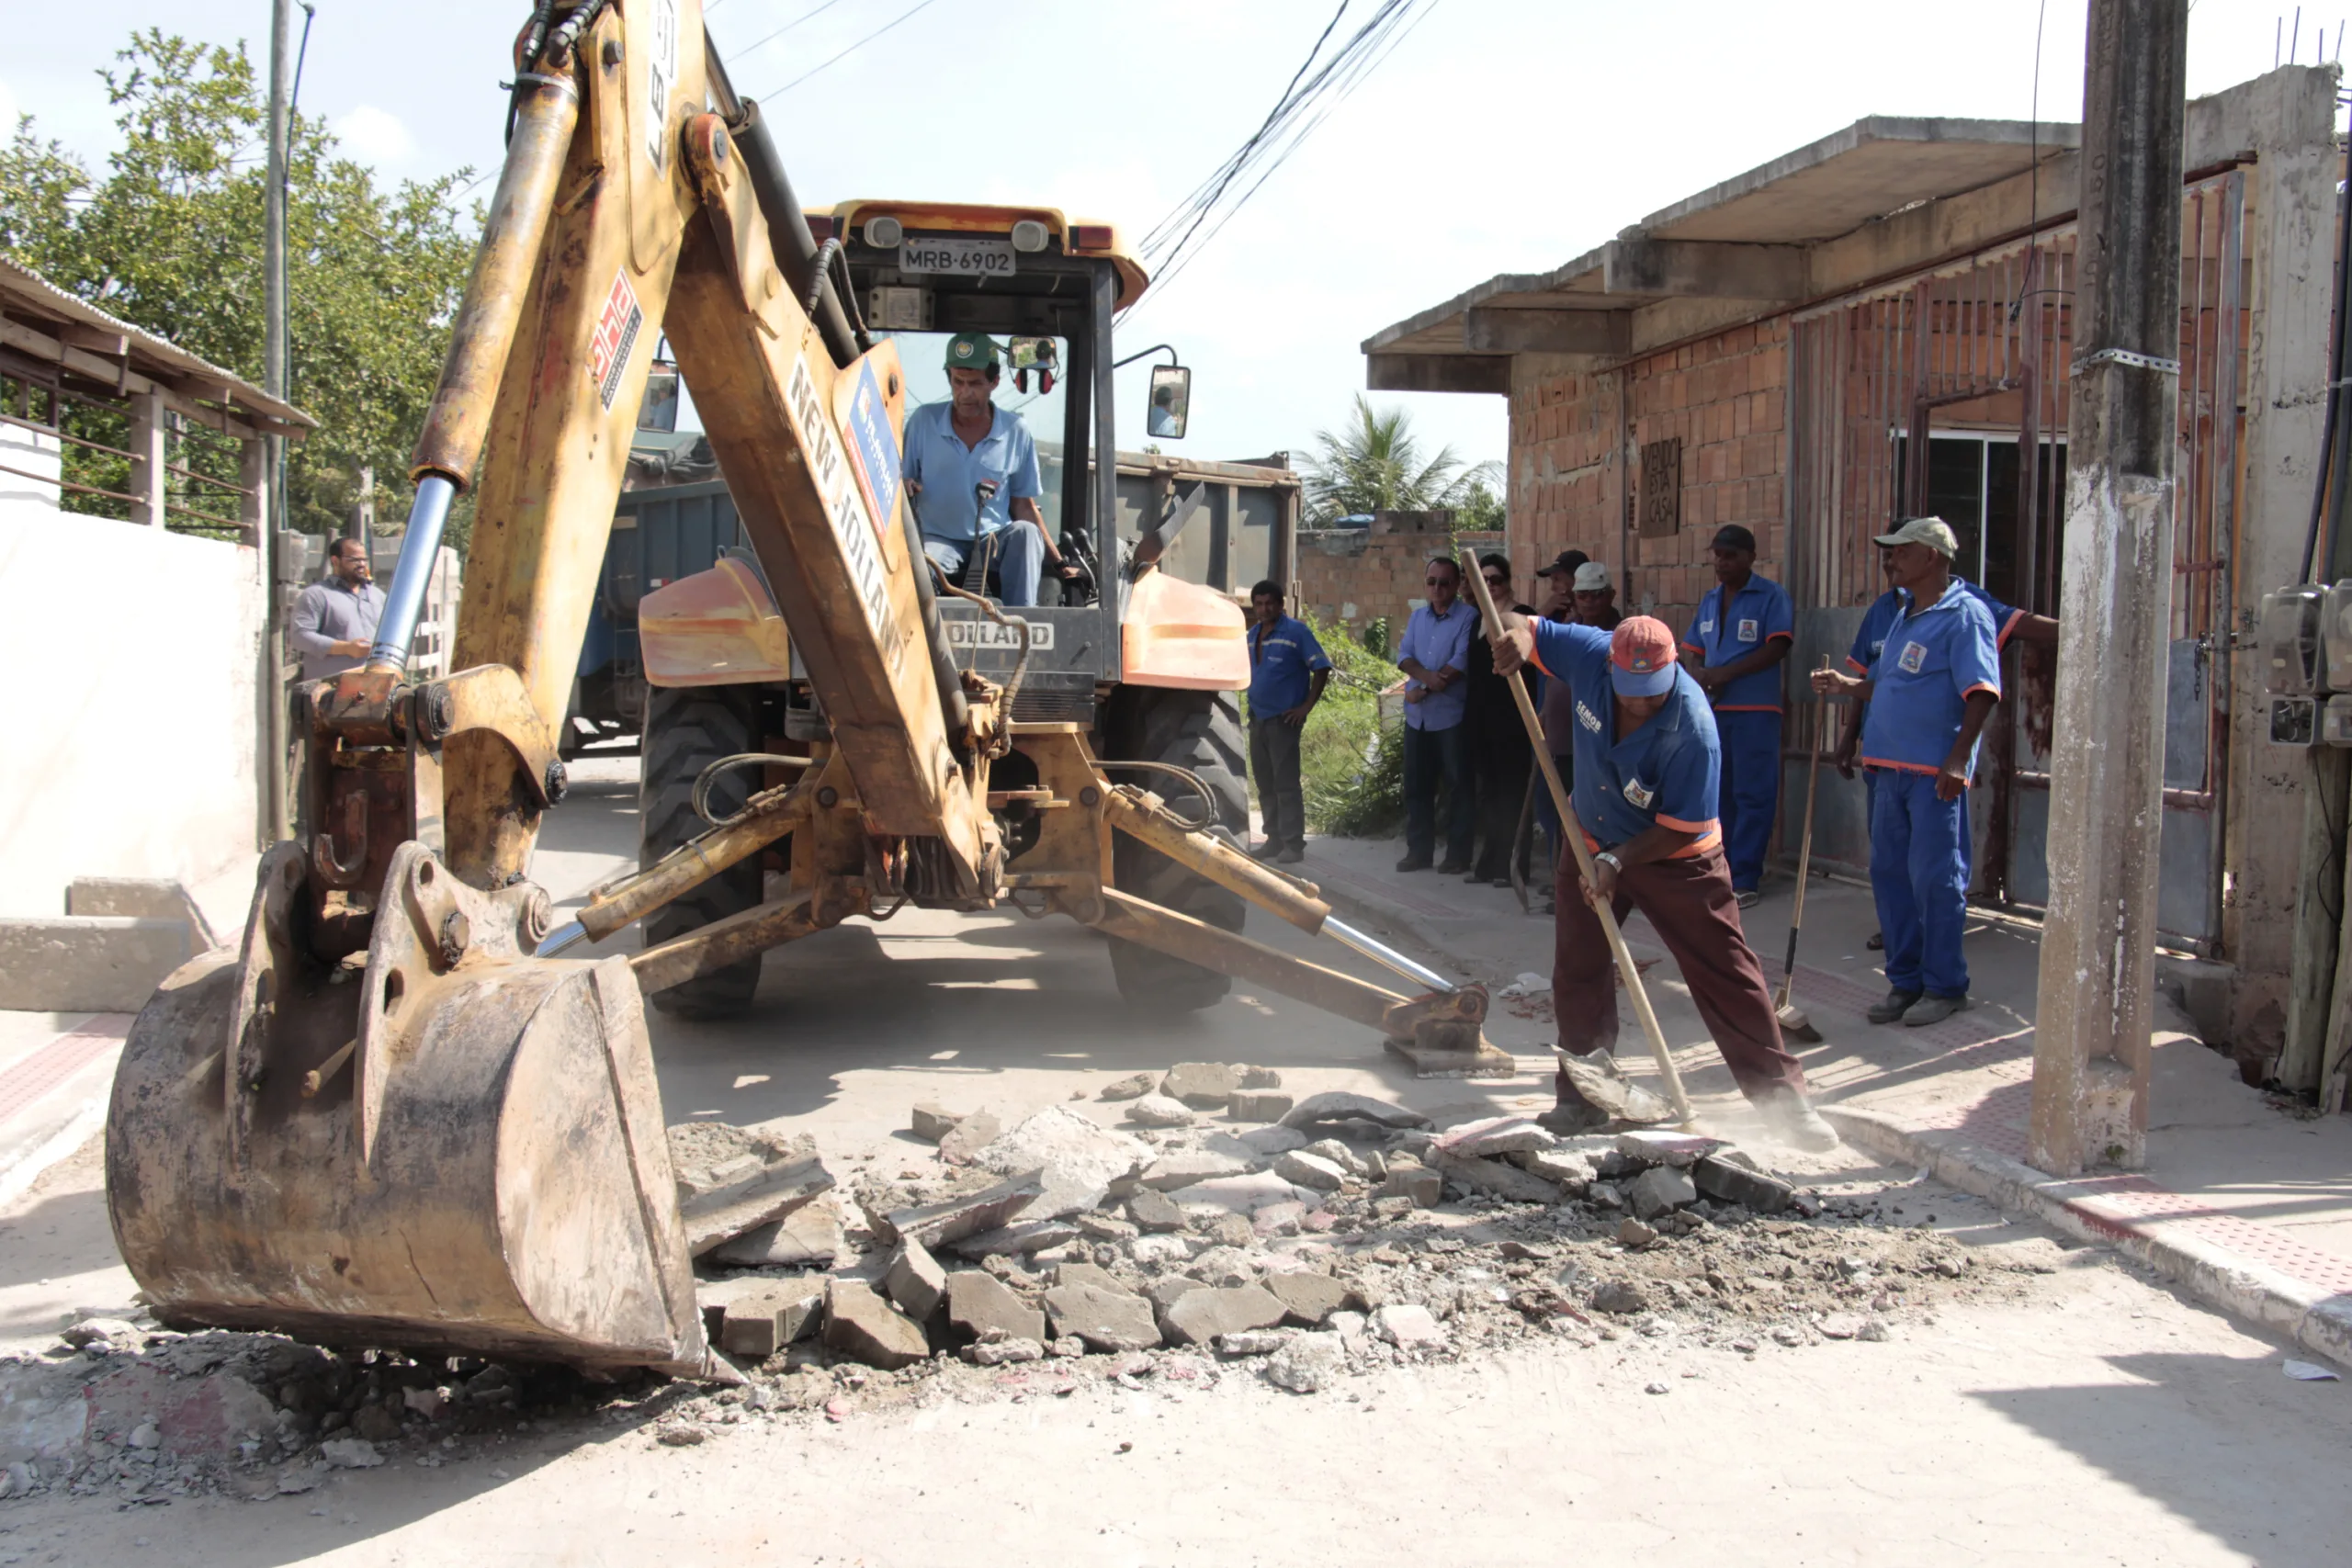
[
  {"x1": 1873, "y1": 516, "x2": 1960, "y2": 558},
  {"x1": 1571, "y1": 561, "x2": 1611, "y2": 592}
]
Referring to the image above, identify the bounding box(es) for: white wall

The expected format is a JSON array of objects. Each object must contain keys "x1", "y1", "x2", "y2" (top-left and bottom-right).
[{"x1": 0, "y1": 508, "x2": 264, "y2": 916}]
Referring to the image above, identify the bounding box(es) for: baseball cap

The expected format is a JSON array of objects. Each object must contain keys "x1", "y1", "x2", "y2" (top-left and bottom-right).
[
  {"x1": 1571, "y1": 561, "x2": 1611, "y2": 592},
  {"x1": 1873, "y1": 516, "x2": 1960, "y2": 558},
  {"x1": 944, "y1": 332, "x2": 1000, "y2": 373},
  {"x1": 1535, "y1": 548, "x2": 1590, "y2": 578},
  {"x1": 1710, "y1": 524, "x2": 1758, "y2": 554},
  {"x1": 1611, "y1": 616, "x2": 1679, "y2": 698}
]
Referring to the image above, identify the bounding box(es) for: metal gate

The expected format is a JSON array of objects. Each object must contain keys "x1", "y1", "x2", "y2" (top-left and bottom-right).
[{"x1": 1785, "y1": 170, "x2": 2245, "y2": 952}]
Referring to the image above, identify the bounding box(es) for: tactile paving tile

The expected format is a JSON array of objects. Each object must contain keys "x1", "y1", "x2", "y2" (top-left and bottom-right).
[
  {"x1": 0, "y1": 1017, "x2": 130, "y2": 1126},
  {"x1": 2063, "y1": 1176, "x2": 2352, "y2": 1295}
]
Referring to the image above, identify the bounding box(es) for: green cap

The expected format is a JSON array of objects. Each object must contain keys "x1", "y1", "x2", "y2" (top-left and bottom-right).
[{"x1": 944, "y1": 332, "x2": 999, "y2": 373}]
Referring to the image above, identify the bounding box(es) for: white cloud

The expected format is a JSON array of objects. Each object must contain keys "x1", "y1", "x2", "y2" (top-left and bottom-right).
[{"x1": 334, "y1": 105, "x2": 417, "y2": 167}]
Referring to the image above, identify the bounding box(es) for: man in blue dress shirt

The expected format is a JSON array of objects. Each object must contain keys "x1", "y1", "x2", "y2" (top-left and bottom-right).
[
  {"x1": 902, "y1": 332, "x2": 1079, "y2": 607},
  {"x1": 1812, "y1": 517, "x2": 2003, "y2": 1027},
  {"x1": 1394, "y1": 557, "x2": 1479, "y2": 874},
  {"x1": 1679, "y1": 524, "x2": 1793, "y2": 908},
  {"x1": 1246, "y1": 581, "x2": 1332, "y2": 864}
]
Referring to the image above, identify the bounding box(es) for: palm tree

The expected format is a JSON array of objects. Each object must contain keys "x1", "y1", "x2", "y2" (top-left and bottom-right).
[{"x1": 1300, "y1": 396, "x2": 1498, "y2": 525}]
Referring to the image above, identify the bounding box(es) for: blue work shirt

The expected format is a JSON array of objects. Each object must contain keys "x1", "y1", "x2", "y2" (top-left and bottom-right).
[
  {"x1": 1528, "y1": 620, "x2": 1723, "y2": 856},
  {"x1": 900, "y1": 400, "x2": 1043, "y2": 542},
  {"x1": 1683, "y1": 572, "x2": 1794, "y2": 712},
  {"x1": 1847, "y1": 577, "x2": 2025, "y2": 673},
  {"x1": 1248, "y1": 615, "x2": 1332, "y2": 716},
  {"x1": 1860, "y1": 586, "x2": 2002, "y2": 779},
  {"x1": 1396, "y1": 601, "x2": 1477, "y2": 731}
]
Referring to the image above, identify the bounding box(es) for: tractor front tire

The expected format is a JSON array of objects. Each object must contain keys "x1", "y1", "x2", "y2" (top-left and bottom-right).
[
  {"x1": 1101, "y1": 685, "x2": 1250, "y2": 1012},
  {"x1": 639, "y1": 683, "x2": 766, "y2": 1019}
]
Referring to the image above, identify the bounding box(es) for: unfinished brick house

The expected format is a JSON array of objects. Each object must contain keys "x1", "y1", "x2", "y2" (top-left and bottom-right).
[{"x1": 1362, "y1": 65, "x2": 2341, "y2": 1073}]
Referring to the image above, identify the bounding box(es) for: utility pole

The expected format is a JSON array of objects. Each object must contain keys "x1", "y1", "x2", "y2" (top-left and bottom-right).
[
  {"x1": 263, "y1": 0, "x2": 292, "y2": 842},
  {"x1": 351, "y1": 463, "x2": 374, "y2": 547},
  {"x1": 2030, "y1": 0, "x2": 2189, "y2": 1175}
]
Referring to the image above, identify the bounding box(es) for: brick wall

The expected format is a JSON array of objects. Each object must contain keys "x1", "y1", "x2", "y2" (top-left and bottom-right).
[
  {"x1": 1292, "y1": 512, "x2": 1459, "y2": 642},
  {"x1": 1510, "y1": 319, "x2": 1791, "y2": 638}
]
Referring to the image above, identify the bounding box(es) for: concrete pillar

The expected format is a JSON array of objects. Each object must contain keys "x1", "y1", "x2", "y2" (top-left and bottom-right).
[
  {"x1": 2030, "y1": 0, "x2": 2189, "y2": 1176},
  {"x1": 129, "y1": 388, "x2": 167, "y2": 526},
  {"x1": 2220, "y1": 68, "x2": 2340, "y2": 1057}
]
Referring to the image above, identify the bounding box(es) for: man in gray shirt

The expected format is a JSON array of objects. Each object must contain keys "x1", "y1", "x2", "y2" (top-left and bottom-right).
[{"x1": 291, "y1": 537, "x2": 386, "y2": 680}]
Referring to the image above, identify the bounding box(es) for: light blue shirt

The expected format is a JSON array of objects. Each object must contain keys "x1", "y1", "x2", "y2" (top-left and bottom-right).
[
  {"x1": 1397, "y1": 600, "x2": 1477, "y2": 732},
  {"x1": 901, "y1": 400, "x2": 1042, "y2": 543}
]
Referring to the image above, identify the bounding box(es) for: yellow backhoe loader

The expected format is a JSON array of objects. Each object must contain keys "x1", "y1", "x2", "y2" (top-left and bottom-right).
[{"x1": 106, "y1": 0, "x2": 1498, "y2": 1378}]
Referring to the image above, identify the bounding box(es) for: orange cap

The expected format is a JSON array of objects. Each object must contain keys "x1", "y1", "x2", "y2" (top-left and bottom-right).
[{"x1": 1611, "y1": 616, "x2": 1679, "y2": 696}]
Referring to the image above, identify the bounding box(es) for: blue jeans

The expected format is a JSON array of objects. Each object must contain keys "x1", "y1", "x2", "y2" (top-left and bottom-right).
[
  {"x1": 1870, "y1": 768, "x2": 1971, "y2": 998},
  {"x1": 1714, "y1": 709, "x2": 1782, "y2": 891},
  {"x1": 1403, "y1": 721, "x2": 1473, "y2": 865},
  {"x1": 922, "y1": 522, "x2": 1048, "y2": 607}
]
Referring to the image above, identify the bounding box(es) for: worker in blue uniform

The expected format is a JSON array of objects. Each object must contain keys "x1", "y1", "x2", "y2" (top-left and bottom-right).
[
  {"x1": 1679, "y1": 525, "x2": 1792, "y2": 908},
  {"x1": 1835, "y1": 529, "x2": 2059, "y2": 946},
  {"x1": 1811, "y1": 517, "x2": 2002, "y2": 1027}
]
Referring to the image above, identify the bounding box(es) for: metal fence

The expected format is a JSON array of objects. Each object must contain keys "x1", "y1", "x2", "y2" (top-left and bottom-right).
[{"x1": 0, "y1": 358, "x2": 261, "y2": 538}]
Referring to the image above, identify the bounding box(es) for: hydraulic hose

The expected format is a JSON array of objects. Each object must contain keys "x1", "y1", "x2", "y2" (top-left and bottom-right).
[{"x1": 899, "y1": 489, "x2": 973, "y2": 749}]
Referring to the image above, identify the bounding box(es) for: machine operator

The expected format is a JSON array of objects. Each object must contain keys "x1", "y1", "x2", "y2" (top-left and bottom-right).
[{"x1": 902, "y1": 332, "x2": 1079, "y2": 608}]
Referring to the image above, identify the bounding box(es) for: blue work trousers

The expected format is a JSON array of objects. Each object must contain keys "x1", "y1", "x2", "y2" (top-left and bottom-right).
[
  {"x1": 1403, "y1": 721, "x2": 1474, "y2": 866},
  {"x1": 922, "y1": 522, "x2": 1048, "y2": 607},
  {"x1": 1870, "y1": 768, "x2": 1971, "y2": 998},
  {"x1": 1714, "y1": 709, "x2": 1782, "y2": 892}
]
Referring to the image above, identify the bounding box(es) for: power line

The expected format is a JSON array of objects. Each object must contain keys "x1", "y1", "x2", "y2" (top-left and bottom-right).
[
  {"x1": 723, "y1": 0, "x2": 857, "y2": 62},
  {"x1": 759, "y1": 0, "x2": 946, "y2": 96}
]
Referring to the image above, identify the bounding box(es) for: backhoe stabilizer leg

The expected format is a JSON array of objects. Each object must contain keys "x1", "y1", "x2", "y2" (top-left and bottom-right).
[
  {"x1": 1100, "y1": 787, "x2": 1331, "y2": 933},
  {"x1": 1078, "y1": 889, "x2": 1509, "y2": 1075}
]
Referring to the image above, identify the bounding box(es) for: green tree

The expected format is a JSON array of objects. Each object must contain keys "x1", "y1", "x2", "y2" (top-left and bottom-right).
[
  {"x1": 1298, "y1": 394, "x2": 1498, "y2": 527},
  {"x1": 0, "y1": 30, "x2": 477, "y2": 542}
]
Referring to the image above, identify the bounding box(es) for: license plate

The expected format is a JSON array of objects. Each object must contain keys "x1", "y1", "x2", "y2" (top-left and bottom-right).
[{"x1": 899, "y1": 237, "x2": 1017, "y2": 278}]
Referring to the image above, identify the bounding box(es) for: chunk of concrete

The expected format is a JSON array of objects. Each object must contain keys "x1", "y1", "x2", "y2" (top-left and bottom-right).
[
  {"x1": 1272, "y1": 1150, "x2": 1347, "y2": 1192},
  {"x1": 1264, "y1": 1270, "x2": 1359, "y2": 1326},
  {"x1": 881, "y1": 1171, "x2": 1046, "y2": 1249},
  {"x1": 1237, "y1": 1066, "x2": 1283, "y2": 1089},
  {"x1": 1615, "y1": 1130, "x2": 1726, "y2": 1168},
  {"x1": 708, "y1": 1192, "x2": 845, "y2": 1269},
  {"x1": 965, "y1": 1337, "x2": 1046, "y2": 1366},
  {"x1": 1370, "y1": 1303, "x2": 1447, "y2": 1348},
  {"x1": 1099, "y1": 1072, "x2": 1159, "y2": 1101},
  {"x1": 910, "y1": 1103, "x2": 966, "y2": 1143},
  {"x1": 1692, "y1": 1155, "x2": 1794, "y2": 1213},
  {"x1": 1141, "y1": 1149, "x2": 1250, "y2": 1191},
  {"x1": 949, "y1": 1219, "x2": 1080, "y2": 1258},
  {"x1": 1279, "y1": 1092, "x2": 1431, "y2": 1132},
  {"x1": 1051, "y1": 1260, "x2": 1126, "y2": 1293},
  {"x1": 707, "y1": 1277, "x2": 825, "y2": 1359},
  {"x1": 0, "y1": 916, "x2": 193, "y2": 1012},
  {"x1": 1127, "y1": 1188, "x2": 1188, "y2": 1232},
  {"x1": 1162, "y1": 1062, "x2": 1241, "y2": 1109},
  {"x1": 1435, "y1": 1155, "x2": 1560, "y2": 1204},
  {"x1": 1511, "y1": 1149, "x2": 1594, "y2": 1193},
  {"x1": 1380, "y1": 1163, "x2": 1443, "y2": 1207},
  {"x1": 1626, "y1": 1165, "x2": 1699, "y2": 1220},
  {"x1": 1301, "y1": 1138, "x2": 1367, "y2": 1176},
  {"x1": 945, "y1": 1269, "x2": 1045, "y2": 1346},
  {"x1": 1125, "y1": 1094, "x2": 1195, "y2": 1129},
  {"x1": 67, "y1": 876, "x2": 217, "y2": 949},
  {"x1": 936, "y1": 1111, "x2": 1006, "y2": 1166},
  {"x1": 1227, "y1": 1090, "x2": 1295, "y2": 1122},
  {"x1": 1433, "y1": 1115, "x2": 1558, "y2": 1160},
  {"x1": 974, "y1": 1108, "x2": 1149, "y2": 1212},
  {"x1": 1043, "y1": 1283, "x2": 1162, "y2": 1351},
  {"x1": 885, "y1": 1236, "x2": 949, "y2": 1322},
  {"x1": 1590, "y1": 1280, "x2": 1649, "y2": 1314},
  {"x1": 1170, "y1": 1169, "x2": 1314, "y2": 1214},
  {"x1": 1235, "y1": 1124, "x2": 1309, "y2": 1156},
  {"x1": 1160, "y1": 1284, "x2": 1287, "y2": 1347},
  {"x1": 822, "y1": 1280, "x2": 931, "y2": 1370},
  {"x1": 1263, "y1": 1332, "x2": 1347, "y2": 1393},
  {"x1": 682, "y1": 1154, "x2": 836, "y2": 1257}
]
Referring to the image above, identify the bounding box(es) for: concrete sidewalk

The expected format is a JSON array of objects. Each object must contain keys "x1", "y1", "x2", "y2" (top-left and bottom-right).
[{"x1": 1291, "y1": 823, "x2": 2352, "y2": 1368}]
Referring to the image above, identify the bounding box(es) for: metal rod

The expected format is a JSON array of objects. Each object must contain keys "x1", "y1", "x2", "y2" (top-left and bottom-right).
[
  {"x1": 537, "y1": 919, "x2": 587, "y2": 958},
  {"x1": 1320, "y1": 915, "x2": 1454, "y2": 995},
  {"x1": 365, "y1": 474, "x2": 456, "y2": 671}
]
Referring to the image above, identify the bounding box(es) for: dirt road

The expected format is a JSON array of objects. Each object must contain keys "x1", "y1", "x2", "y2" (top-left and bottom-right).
[{"x1": 1, "y1": 761, "x2": 2345, "y2": 1564}]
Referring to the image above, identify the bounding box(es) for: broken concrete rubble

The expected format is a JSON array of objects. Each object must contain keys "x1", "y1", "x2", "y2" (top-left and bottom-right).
[
  {"x1": 1433, "y1": 1116, "x2": 1558, "y2": 1160},
  {"x1": 1043, "y1": 1283, "x2": 1161, "y2": 1351},
  {"x1": 910, "y1": 1103, "x2": 965, "y2": 1143},
  {"x1": 1228, "y1": 1090, "x2": 1294, "y2": 1122},
  {"x1": 880, "y1": 1171, "x2": 1046, "y2": 1250},
  {"x1": 884, "y1": 1237, "x2": 949, "y2": 1322},
  {"x1": 709, "y1": 1192, "x2": 845, "y2": 1269},
  {"x1": 1693, "y1": 1155, "x2": 1795, "y2": 1214},
  {"x1": 1161, "y1": 1062, "x2": 1241, "y2": 1108},
  {"x1": 1616, "y1": 1130, "x2": 1725, "y2": 1168},
  {"x1": 1125, "y1": 1093, "x2": 1195, "y2": 1128},
  {"x1": 1141, "y1": 1148, "x2": 1250, "y2": 1190},
  {"x1": 1161, "y1": 1285, "x2": 1287, "y2": 1347},
  {"x1": 822, "y1": 1281, "x2": 929, "y2": 1371},
  {"x1": 1272, "y1": 1149, "x2": 1347, "y2": 1191},
  {"x1": 1127, "y1": 1188, "x2": 1187, "y2": 1232},
  {"x1": 936, "y1": 1111, "x2": 1006, "y2": 1166},
  {"x1": 1627, "y1": 1166, "x2": 1701, "y2": 1222},
  {"x1": 1263, "y1": 1332, "x2": 1347, "y2": 1393},
  {"x1": 1099, "y1": 1072, "x2": 1159, "y2": 1101},
  {"x1": 1279, "y1": 1092, "x2": 1431, "y2": 1131},
  {"x1": 973, "y1": 1107, "x2": 1148, "y2": 1213},
  {"x1": 1264, "y1": 1270, "x2": 1359, "y2": 1325},
  {"x1": 700, "y1": 1277, "x2": 825, "y2": 1359},
  {"x1": 945, "y1": 1270, "x2": 1045, "y2": 1347},
  {"x1": 1234, "y1": 1124, "x2": 1308, "y2": 1156},
  {"x1": 1435, "y1": 1155, "x2": 1560, "y2": 1205}
]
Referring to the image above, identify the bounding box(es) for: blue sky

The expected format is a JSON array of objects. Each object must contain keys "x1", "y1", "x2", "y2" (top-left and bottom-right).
[{"x1": 6, "y1": 1, "x2": 2340, "y2": 474}]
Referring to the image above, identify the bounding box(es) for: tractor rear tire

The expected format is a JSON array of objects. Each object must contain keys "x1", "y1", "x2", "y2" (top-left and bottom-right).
[
  {"x1": 1101, "y1": 685, "x2": 1250, "y2": 1012},
  {"x1": 639, "y1": 682, "x2": 765, "y2": 1019}
]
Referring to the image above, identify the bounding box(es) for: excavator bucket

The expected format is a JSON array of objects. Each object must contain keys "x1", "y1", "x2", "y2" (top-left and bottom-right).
[{"x1": 106, "y1": 842, "x2": 711, "y2": 1377}]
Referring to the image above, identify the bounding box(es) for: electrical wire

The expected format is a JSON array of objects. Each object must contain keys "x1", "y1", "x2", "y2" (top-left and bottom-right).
[
  {"x1": 725, "y1": 0, "x2": 857, "y2": 61},
  {"x1": 757, "y1": 0, "x2": 946, "y2": 96}
]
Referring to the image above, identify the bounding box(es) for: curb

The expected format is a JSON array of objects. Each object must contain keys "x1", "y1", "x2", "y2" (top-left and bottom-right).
[{"x1": 1823, "y1": 1106, "x2": 2352, "y2": 1371}]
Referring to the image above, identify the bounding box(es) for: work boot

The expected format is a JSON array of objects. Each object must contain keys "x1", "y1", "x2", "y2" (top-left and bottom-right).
[
  {"x1": 1537, "y1": 1064, "x2": 1611, "y2": 1134},
  {"x1": 1395, "y1": 852, "x2": 1433, "y2": 873},
  {"x1": 1251, "y1": 840, "x2": 1283, "y2": 861},
  {"x1": 1902, "y1": 994, "x2": 1970, "y2": 1027},
  {"x1": 1436, "y1": 858, "x2": 1472, "y2": 875},
  {"x1": 1274, "y1": 844, "x2": 1305, "y2": 865},
  {"x1": 1867, "y1": 988, "x2": 1922, "y2": 1025},
  {"x1": 1759, "y1": 1090, "x2": 1842, "y2": 1153},
  {"x1": 1734, "y1": 888, "x2": 1762, "y2": 910}
]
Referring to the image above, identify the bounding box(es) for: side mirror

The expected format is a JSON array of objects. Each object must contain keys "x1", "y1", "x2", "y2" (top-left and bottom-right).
[
  {"x1": 637, "y1": 359, "x2": 680, "y2": 433},
  {"x1": 1146, "y1": 364, "x2": 1191, "y2": 440}
]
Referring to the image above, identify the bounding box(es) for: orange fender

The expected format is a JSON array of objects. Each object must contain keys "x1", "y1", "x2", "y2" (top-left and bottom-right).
[
  {"x1": 638, "y1": 558, "x2": 791, "y2": 687},
  {"x1": 1121, "y1": 569, "x2": 1246, "y2": 692}
]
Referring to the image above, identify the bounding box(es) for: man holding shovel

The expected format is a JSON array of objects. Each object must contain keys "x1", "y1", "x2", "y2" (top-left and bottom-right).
[{"x1": 1491, "y1": 612, "x2": 1839, "y2": 1150}]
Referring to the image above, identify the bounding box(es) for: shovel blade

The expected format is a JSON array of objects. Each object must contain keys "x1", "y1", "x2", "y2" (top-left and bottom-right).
[{"x1": 107, "y1": 853, "x2": 708, "y2": 1376}]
